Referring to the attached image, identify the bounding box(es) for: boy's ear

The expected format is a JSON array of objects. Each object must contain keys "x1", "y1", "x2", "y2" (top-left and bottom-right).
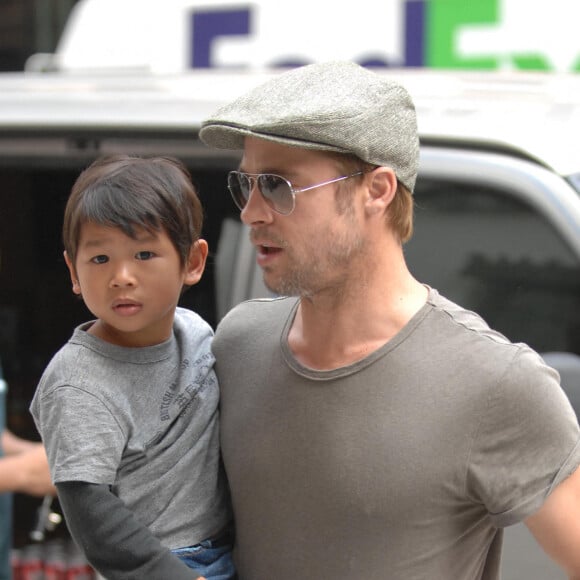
[
  {"x1": 184, "y1": 240, "x2": 208, "y2": 286},
  {"x1": 63, "y1": 251, "x2": 82, "y2": 295}
]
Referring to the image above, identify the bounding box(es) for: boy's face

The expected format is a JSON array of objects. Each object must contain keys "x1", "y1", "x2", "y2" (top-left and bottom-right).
[{"x1": 64, "y1": 221, "x2": 207, "y2": 347}]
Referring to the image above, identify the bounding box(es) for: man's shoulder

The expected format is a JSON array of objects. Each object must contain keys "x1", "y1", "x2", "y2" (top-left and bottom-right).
[
  {"x1": 425, "y1": 289, "x2": 552, "y2": 382},
  {"x1": 427, "y1": 289, "x2": 514, "y2": 347}
]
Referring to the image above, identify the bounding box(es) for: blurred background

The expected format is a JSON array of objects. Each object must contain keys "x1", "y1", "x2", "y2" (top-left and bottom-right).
[
  {"x1": 0, "y1": 0, "x2": 77, "y2": 71},
  {"x1": 0, "y1": 1, "x2": 578, "y2": 578}
]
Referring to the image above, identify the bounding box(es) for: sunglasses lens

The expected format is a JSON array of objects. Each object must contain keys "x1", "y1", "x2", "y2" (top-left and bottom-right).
[
  {"x1": 258, "y1": 174, "x2": 294, "y2": 215},
  {"x1": 227, "y1": 172, "x2": 251, "y2": 211},
  {"x1": 227, "y1": 172, "x2": 295, "y2": 215}
]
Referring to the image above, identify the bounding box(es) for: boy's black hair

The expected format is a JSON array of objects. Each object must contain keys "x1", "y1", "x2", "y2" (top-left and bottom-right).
[{"x1": 63, "y1": 155, "x2": 203, "y2": 267}]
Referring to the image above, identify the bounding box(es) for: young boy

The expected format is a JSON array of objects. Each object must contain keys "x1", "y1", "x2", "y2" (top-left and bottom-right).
[{"x1": 30, "y1": 155, "x2": 234, "y2": 580}]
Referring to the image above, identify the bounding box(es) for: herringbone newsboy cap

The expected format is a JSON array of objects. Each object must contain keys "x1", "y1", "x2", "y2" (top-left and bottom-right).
[{"x1": 200, "y1": 61, "x2": 420, "y2": 192}]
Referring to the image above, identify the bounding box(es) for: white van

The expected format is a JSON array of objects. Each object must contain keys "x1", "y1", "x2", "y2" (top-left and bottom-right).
[{"x1": 0, "y1": 68, "x2": 578, "y2": 578}]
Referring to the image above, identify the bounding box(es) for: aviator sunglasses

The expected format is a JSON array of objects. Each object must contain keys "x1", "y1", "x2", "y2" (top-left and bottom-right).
[{"x1": 227, "y1": 170, "x2": 364, "y2": 216}]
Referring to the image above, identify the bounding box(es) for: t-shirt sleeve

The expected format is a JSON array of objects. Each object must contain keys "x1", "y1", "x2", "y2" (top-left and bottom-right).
[
  {"x1": 33, "y1": 385, "x2": 125, "y2": 484},
  {"x1": 57, "y1": 481, "x2": 198, "y2": 580},
  {"x1": 466, "y1": 346, "x2": 580, "y2": 527}
]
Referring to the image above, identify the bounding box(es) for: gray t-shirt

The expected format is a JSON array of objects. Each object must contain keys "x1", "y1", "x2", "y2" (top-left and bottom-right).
[
  {"x1": 31, "y1": 307, "x2": 230, "y2": 549},
  {"x1": 213, "y1": 289, "x2": 580, "y2": 580}
]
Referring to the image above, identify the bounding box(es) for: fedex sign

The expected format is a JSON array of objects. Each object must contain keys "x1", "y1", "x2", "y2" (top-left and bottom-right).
[
  {"x1": 55, "y1": 0, "x2": 580, "y2": 74},
  {"x1": 190, "y1": 0, "x2": 580, "y2": 72}
]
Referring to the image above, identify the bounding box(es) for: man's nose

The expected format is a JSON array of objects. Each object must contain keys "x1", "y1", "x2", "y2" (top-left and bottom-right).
[{"x1": 240, "y1": 181, "x2": 274, "y2": 226}]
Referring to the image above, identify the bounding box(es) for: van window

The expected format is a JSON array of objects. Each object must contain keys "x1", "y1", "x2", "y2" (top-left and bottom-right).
[{"x1": 406, "y1": 179, "x2": 580, "y2": 355}]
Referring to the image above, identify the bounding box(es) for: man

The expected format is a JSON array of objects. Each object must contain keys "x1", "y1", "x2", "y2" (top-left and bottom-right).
[
  {"x1": 0, "y1": 430, "x2": 54, "y2": 498},
  {"x1": 199, "y1": 61, "x2": 580, "y2": 579},
  {"x1": 0, "y1": 430, "x2": 55, "y2": 579},
  {"x1": 1, "y1": 272, "x2": 55, "y2": 579}
]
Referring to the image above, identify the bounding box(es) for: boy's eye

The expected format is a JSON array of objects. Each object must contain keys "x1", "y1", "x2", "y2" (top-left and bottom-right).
[
  {"x1": 135, "y1": 251, "x2": 155, "y2": 260},
  {"x1": 91, "y1": 255, "x2": 108, "y2": 264}
]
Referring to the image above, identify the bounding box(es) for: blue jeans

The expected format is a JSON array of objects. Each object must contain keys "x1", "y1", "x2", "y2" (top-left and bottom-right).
[{"x1": 172, "y1": 532, "x2": 236, "y2": 580}]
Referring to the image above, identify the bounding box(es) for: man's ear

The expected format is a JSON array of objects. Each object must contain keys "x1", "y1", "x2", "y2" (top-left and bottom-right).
[
  {"x1": 63, "y1": 251, "x2": 82, "y2": 295},
  {"x1": 365, "y1": 168, "x2": 398, "y2": 214},
  {"x1": 184, "y1": 239, "x2": 209, "y2": 287}
]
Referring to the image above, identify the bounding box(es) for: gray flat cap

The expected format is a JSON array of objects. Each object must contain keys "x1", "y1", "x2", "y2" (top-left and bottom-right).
[{"x1": 200, "y1": 61, "x2": 419, "y2": 192}]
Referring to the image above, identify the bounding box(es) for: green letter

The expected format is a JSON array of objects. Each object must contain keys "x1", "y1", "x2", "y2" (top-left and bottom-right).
[
  {"x1": 511, "y1": 54, "x2": 551, "y2": 71},
  {"x1": 427, "y1": 0, "x2": 500, "y2": 69}
]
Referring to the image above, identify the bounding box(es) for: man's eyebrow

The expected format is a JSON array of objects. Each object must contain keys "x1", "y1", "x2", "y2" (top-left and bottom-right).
[{"x1": 238, "y1": 167, "x2": 297, "y2": 178}]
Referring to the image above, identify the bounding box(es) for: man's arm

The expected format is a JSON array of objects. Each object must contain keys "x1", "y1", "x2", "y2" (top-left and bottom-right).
[
  {"x1": 57, "y1": 481, "x2": 203, "y2": 580},
  {"x1": 1, "y1": 429, "x2": 38, "y2": 454},
  {"x1": 525, "y1": 464, "x2": 580, "y2": 579},
  {"x1": 0, "y1": 430, "x2": 55, "y2": 496}
]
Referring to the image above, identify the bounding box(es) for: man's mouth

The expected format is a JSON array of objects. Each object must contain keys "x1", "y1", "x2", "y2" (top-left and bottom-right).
[
  {"x1": 259, "y1": 244, "x2": 282, "y2": 255},
  {"x1": 251, "y1": 230, "x2": 286, "y2": 263}
]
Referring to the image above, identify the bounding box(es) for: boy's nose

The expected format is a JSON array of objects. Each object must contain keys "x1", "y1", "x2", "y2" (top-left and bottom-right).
[{"x1": 110, "y1": 264, "x2": 136, "y2": 287}]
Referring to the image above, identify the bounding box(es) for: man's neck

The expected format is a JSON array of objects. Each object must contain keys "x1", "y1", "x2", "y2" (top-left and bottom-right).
[{"x1": 287, "y1": 269, "x2": 428, "y2": 371}]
